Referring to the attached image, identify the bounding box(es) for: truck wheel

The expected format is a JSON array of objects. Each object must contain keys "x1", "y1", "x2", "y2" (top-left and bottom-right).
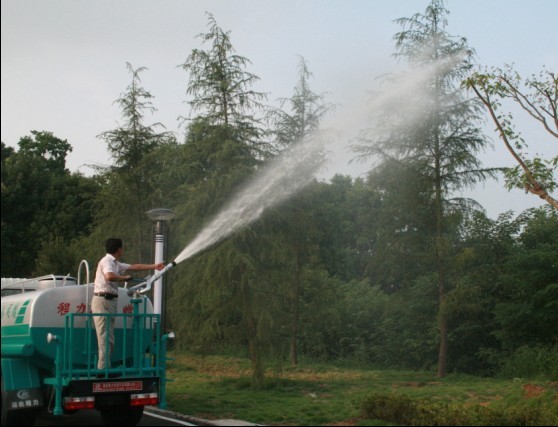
[
  {"x1": 1, "y1": 375, "x2": 38, "y2": 427},
  {"x1": 99, "y1": 406, "x2": 143, "y2": 426}
]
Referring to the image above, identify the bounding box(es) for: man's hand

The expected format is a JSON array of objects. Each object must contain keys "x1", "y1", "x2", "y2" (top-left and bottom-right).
[{"x1": 154, "y1": 263, "x2": 165, "y2": 271}]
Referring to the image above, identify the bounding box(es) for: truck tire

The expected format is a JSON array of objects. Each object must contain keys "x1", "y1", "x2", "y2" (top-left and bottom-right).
[
  {"x1": 99, "y1": 406, "x2": 143, "y2": 426},
  {"x1": 1, "y1": 375, "x2": 38, "y2": 427}
]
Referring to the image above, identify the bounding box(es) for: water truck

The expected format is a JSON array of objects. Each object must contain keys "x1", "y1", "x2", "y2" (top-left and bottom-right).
[{"x1": 1, "y1": 260, "x2": 175, "y2": 426}]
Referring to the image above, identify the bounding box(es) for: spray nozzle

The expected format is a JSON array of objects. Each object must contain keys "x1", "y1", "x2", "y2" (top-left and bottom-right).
[{"x1": 127, "y1": 261, "x2": 176, "y2": 296}]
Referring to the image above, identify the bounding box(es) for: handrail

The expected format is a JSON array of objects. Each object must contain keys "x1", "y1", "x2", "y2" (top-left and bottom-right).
[
  {"x1": 77, "y1": 260, "x2": 91, "y2": 313},
  {"x1": 56, "y1": 301, "x2": 163, "y2": 379},
  {"x1": 1, "y1": 274, "x2": 75, "y2": 294},
  {"x1": 45, "y1": 295, "x2": 172, "y2": 412}
]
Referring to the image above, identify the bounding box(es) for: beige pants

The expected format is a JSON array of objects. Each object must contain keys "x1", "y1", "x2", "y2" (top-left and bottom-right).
[{"x1": 91, "y1": 296, "x2": 118, "y2": 369}]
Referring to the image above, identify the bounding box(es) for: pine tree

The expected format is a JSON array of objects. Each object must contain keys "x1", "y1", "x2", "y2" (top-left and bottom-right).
[
  {"x1": 171, "y1": 14, "x2": 273, "y2": 386},
  {"x1": 95, "y1": 63, "x2": 174, "y2": 261},
  {"x1": 354, "y1": 0, "x2": 494, "y2": 377},
  {"x1": 266, "y1": 56, "x2": 334, "y2": 365}
]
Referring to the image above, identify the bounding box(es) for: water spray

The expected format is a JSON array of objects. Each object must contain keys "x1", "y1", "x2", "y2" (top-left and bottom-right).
[{"x1": 127, "y1": 58, "x2": 459, "y2": 299}]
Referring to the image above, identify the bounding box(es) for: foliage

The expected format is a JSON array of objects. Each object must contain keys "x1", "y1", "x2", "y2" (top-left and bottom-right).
[
  {"x1": 92, "y1": 63, "x2": 176, "y2": 263},
  {"x1": 261, "y1": 56, "x2": 335, "y2": 366},
  {"x1": 360, "y1": 393, "x2": 417, "y2": 425},
  {"x1": 164, "y1": 353, "x2": 558, "y2": 426},
  {"x1": 1, "y1": 133, "x2": 99, "y2": 276},
  {"x1": 3, "y1": 2, "x2": 557, "y2": 388},
  {"x1": 465, "y1": 65, "x2": 558, "y2": 209},
  {"x1": 498, "y1": 345, "x2": 558, "y2": 380},
  {"x1": 361, "y1": 162, "x2": 438, "y2": 292},
  {"x1": 267, "y1": 55, "x2": 335, "y2": 151},
  {"x1": 360, "y1": 390, "x2": 558, "y2": 426},
  {"x1": 99, "y1": 63, "x2": 174, "y2": 171},
  {"x1": 179, "y1": 12, "x2": 268, "y2": 158},
  {"x1": 353, "y1": 0, "x2": 494, "y2": 377},
  {"x1": 169, "y1": 13, "x2": 278, "y2": 386},
  {"x1": 492, "y1": 208, "x2": 558, "y2": 350}
]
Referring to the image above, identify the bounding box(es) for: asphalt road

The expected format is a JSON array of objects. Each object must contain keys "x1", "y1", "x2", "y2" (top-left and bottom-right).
[{"x1": 34, "y1": 408, "x2": 196, "y2": 426}]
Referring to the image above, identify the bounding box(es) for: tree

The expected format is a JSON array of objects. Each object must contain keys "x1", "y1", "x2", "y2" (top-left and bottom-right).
[
  {"x1": 17, "y1": 130, "x2": 72, "y2": 172},
  {"x1": 1, "y1": 141, "x2": 15, "y2": 162},
  {"x1": 266, "y1": 56, "x2": 334, "y2": 365},
  {"x1": 465, "y1": 66, "x2": 558, "y2": 209},
  {"x1": 171, "y1": 14, "x2": 273, "y2": 386},
  {"x1": 354, "y1": 0, "x2": 494, "y2": 377},
  {"x1": 268, "y1": 56, "x2": 335, "y2": 150},
  {"x1": 1, "y1": 132, "x2": 98, "y2": 276},
  {"x1": 492, "y1": 207, "x2": 558, "y2": 349},
  {"x1": 179, "y1": 12, "x2": 268, "y2": 158},
  {"x1": 361, "y1": 162, "x2": 439, "y2": 293},
  {"x1": 99, "y1": 63, "x2": 173, "y2": 172},
  {"x1": 95, "y1": 63, "x2": 174, "y2": 262},
  {"x1": 443, "y1": 210, "x2": 518, "y2": 375}
]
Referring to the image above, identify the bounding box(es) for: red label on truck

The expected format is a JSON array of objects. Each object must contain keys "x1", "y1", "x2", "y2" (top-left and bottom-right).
[{"x1": 92, "y1": 381, "x2": 143, "y2": 393}]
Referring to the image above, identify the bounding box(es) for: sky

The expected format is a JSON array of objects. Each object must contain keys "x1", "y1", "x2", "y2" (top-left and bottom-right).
[{"x1": 2, "y1": 0, "x2": 557, "y2": 219}]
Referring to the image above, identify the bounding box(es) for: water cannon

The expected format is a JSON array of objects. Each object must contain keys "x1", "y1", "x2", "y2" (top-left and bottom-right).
[
  {"x1": 127, "y1": 261, "x2": 176, "y2": 296},
  {"x1": 148, "y1": 261, "x2": 176, "y2": 285}
]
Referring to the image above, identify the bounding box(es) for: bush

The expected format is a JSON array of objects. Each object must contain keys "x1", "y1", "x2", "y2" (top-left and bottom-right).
[
  {"x1": 498, "y1": 344, "x2": 558, "y2": 380},
  {"x1": 360, "y1": 393, "x2": 416, "y2": 425},
  {"x1": 360, "y1": 392, "x2": 558, "y2": 425}
]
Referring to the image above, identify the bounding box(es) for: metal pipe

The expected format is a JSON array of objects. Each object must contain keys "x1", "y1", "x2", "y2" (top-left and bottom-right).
[
  {"x1": 153, "y1": 233, "x2": 164, "y2": 315},
  {"x1": 127, "y1": 261, "x2": 176, "y2": 296}
]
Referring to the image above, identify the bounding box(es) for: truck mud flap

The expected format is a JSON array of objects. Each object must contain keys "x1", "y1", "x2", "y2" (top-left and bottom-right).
[
  {"x1": 1, "y1": 358, "x2": 43, "y2": 410},
  {"x1": 2, "y1": 387, "x2": 43, "y2": 412}
]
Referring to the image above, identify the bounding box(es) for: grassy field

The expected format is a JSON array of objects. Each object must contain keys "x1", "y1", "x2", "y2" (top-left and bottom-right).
[{"x1": 164, "y1": 353, "x2": 557, "y2": 426}]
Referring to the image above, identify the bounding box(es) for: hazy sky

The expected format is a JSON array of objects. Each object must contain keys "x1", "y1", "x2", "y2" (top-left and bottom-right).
[{"x1": 2, "y1": 0, "x2": 557, "y2": 218}]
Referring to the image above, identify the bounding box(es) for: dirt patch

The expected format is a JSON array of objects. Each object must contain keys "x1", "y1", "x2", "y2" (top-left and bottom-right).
[
  {"x1": 522, "y1": 383, "x2": 546, "y2": 398},
  {"x1": 393, "y1": 381, "x2": 425, "y2": 388},
  {"x1": 392, "y1": 381, "x2": 442, "y2": 388}
]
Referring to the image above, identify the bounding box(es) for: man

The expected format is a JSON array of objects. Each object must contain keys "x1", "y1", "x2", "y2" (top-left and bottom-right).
[{"x1": 92, "y1": 237, "x2": 164, "y2": 374}]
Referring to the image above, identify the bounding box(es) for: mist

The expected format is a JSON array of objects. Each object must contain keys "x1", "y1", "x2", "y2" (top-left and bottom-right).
[{"x1": 173, "y1": 58, "x2": 461, "y2": 264}]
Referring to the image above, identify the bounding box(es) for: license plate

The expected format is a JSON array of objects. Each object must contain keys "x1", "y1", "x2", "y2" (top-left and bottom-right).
[{"x1": 92, "y1": 381, "x2": 143, "y2": 393}]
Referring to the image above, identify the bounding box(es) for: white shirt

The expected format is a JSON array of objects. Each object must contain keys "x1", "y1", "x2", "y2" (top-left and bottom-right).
[{"x1": 94, "y1": 253, "x2": 131, "y2": 295}]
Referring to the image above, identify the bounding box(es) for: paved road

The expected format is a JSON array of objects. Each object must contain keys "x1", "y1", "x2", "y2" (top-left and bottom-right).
[{"x1": 34, "y1": 408, "x2": 196, "y2": 426}]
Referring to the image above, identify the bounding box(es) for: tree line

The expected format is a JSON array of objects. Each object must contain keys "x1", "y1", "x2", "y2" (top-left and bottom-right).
[{"x1": 2, "y1": 2, "x2": 556, "y2": 385}]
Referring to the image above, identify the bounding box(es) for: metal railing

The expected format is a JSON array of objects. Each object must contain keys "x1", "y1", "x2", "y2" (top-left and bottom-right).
[{"x1": 45, "y1": 295, "x2": 172, "y2": 415}]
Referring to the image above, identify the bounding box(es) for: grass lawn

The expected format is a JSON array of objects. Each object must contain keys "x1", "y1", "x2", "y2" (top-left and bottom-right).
[{"x1": 164, "y1": 353, "x2": 557, "y2": 426}]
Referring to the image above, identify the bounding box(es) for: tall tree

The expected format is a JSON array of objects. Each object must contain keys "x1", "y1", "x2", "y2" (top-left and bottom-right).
[
  {"x1": 100, "y1": 63, "x2": 172, "y2": 171},
  {"x1": 465, "y1": 66, "x2": 558, "y2": 209},
  {"x1": 268, "y1": 56, "x2": 334, "y2": 150},
  {"x1": 266, "y1": 56, "x2": 334, "y2": 365},
  {"x1": 179, "y1": 12, "x2": 268, "y2": 158},
  {"x1": 171, "y1": 14, "x2": 272, "y2": 386},
  {"x1": 354, "y1": 0, "x2": 493, "y2": 377},
  {"x1": 95, "y1": 63, "x2": 174, "y2": 262}
]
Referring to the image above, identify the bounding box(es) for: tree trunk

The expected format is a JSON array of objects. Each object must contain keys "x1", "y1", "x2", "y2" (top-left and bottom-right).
[
  {"x1": 437, "y1": 302, "x2": 448, "y2": 378},
  {"x1": 290, "y1": 252, "x2": 301, "y2": 366},
  {"x1": 433, "y1": 101, "x2": 448, "y2": 378},
  {"x1": 241, "y1": 270, "x2": 264, "y2": 388}
]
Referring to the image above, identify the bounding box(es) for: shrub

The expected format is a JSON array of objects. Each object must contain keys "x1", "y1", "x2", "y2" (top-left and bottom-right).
[
  {"x1": 360, "y1": 393, "x2": 417, "y2": 425},
  {"x1": 498, "y1": 344, "x2": 558, "y2": 380},
  {"x1": 360, "y1": 392, "x2": 558, "y2": 425}
]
